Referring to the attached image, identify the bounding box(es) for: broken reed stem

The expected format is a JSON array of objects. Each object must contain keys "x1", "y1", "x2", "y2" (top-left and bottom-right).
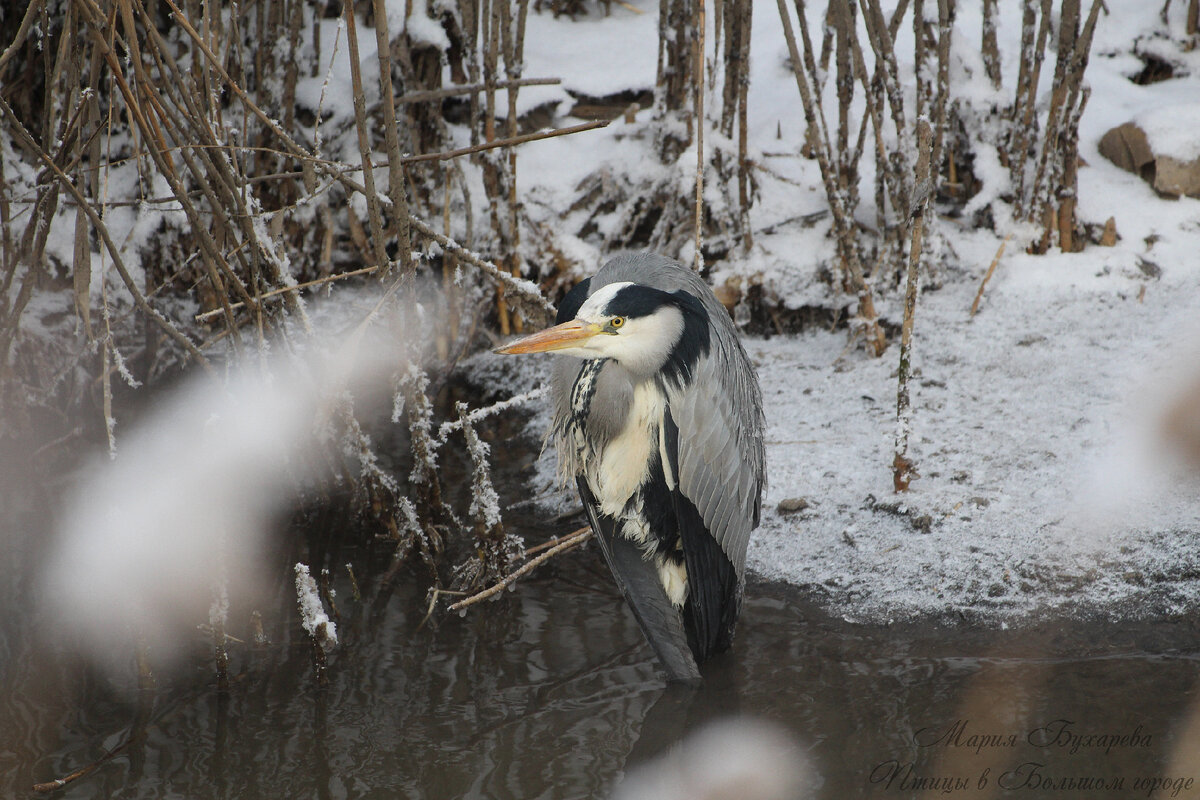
[
  {"x1": 31, "y1": 737, "x2": 135, "y2": 793},
  {"x1": 970, "y1": 232, "x2": 1012, "y2": 316},
  {"x1": 371, "y1": 0, "x2": 413, "y2": 277},
  {"x1": 342, "y1": 0, "x2": 391, "y2": 274},
  {"x1": 394, "y1": 77, "x2": 560, "y2": 105},
  {"x1": 893, "y1": 118, "x2": 933, "y2": 493},
  {"x1": 448, "y1": 526, "x2": 592, "y2": 612},
  {"x1": 522, "y1": 525, "x2": 590, "y2": 556},
  {"x1": 403, "y1": 121, "x2": 610, "y2": 163}
]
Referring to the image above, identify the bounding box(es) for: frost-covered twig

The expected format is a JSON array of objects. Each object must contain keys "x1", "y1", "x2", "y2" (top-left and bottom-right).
[
  {"x1": 295, "y1": 562, "x2": 337, "y2": 685},
  {"x1": 407, "y1": 213, "x2": 555, "y2": 321},
  {"x1": 448, "y1": 526, "x2": 591, "y2": 612},
  {"x1": 400, "y1": 363, "x2": 445, "y2": 507},
  {"x1": 295, "y1": 563, "x2": 338, "y2": 651},
  {"x1": 449, "y1": 400, "x2": 526, "y2": 590},
  {"x1": 436, "y1": 388, "x2": 547, "y2": 443},
  {"x1": 457, "y1": 401, "x2": 504, "y2": 538}
]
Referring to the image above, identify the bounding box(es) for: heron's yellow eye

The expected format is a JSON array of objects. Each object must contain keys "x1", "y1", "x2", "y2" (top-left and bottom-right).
[{"x1": 610, "y1": 316, "x2": 626, "y2": 329}]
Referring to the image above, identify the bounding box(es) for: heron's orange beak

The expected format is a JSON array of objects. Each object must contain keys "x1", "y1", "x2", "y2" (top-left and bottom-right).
[{"x1": 493, "y1": 319, "x2": 603, "y2": 354}]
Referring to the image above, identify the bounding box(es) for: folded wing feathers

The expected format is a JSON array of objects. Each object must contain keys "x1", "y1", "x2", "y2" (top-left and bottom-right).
[{"x1": 672, "y1": 353, "x2": 759, "y2": 578}]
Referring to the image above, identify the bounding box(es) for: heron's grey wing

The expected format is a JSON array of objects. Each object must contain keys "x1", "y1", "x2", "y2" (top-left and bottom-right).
[
  {"x1": 667, "y1": 335, "x2": 764, "y2": 581},
  {"x1": 577, "y1": 477, "x2": 701, "y2": 684}
]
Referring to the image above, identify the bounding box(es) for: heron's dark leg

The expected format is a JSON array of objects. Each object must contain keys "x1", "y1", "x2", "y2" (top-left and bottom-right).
[{"x1": 577, "y1": 478, "x2": 701, "y2": 684}]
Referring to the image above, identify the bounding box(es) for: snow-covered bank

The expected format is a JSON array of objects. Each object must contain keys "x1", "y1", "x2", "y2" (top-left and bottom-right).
[{"x1": 747, "y1": 250, "x2": 1200, "y2": 621}]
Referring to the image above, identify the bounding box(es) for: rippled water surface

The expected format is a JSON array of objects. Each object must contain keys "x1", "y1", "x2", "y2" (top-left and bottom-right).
[{"x1": 6, "y1": 520, "x2": 1200, "y2": 800}]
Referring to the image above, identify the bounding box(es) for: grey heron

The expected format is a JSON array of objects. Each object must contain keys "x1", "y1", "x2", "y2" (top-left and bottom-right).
[{"x1": 495, "y1": 253, "x2": 765, "y2": 682}]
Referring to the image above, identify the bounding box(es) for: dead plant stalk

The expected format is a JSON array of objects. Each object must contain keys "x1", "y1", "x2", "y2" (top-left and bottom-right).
[
  {"x1": 449, "y1": 527, "x2": 592, "y2": 612},
  {"x1": 971, "y1": 233, "x2": 1012, "y2": 316},
  {"x1": 893, "y1": 118, "x2": 933, "y2": 493}
]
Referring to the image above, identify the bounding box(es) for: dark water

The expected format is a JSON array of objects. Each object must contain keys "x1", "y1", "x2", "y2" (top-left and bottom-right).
[
  {"x1": 6, "y1": 522, "x2": 1200, "y2": 800},
  {"x1": 4, "y1": 407, "x2": 1200, "y2": 799}
]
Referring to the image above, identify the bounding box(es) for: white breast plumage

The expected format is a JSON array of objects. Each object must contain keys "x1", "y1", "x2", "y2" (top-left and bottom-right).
[{"x1": 587, "y1": 381, "x2": 666, "y2": 518}]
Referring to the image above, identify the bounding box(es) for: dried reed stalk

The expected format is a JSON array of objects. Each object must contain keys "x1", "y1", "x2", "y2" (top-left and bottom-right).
[
  {"x1": 371, "y1": 0, "x2": 414, "y2": 278},
  {"x1": 342, "y1": 1, "x2": 392, "y2": 274},
  {"x1": 970, "y1": 233, "x2": 1012, "y2": 316},
  {"x1": 778, "y1": 0, "x2": 886, "y2": 355},
  {"x1": 893, "y1": 118, "x2": 933, "y2": 493}
]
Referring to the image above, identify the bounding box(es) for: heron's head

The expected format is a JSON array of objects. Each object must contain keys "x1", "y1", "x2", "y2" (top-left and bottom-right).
[{"x1": 495, "y1": 281, "x2": 710, "y2": 381}]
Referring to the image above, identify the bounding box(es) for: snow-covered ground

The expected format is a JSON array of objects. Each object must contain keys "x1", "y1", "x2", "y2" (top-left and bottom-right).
[{"x1": 485, "y1": 0, "x2": 1200, "y2": 620}]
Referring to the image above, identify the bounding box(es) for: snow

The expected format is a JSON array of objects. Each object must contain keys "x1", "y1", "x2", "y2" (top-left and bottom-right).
[
  {"x1": 399, "y1": 0, "x2": 450, "y2": 50},
  {"x1": 522, "y1": 0, "x2": 658, "y2": 98},
  {"x1": 746, "y1": 247, "x2": 1200, "y2": 620},
  {"x1": 295, "y1": 563, "x2": 338, "y2": 648},
  {"x1": 1137, "y1": 104, "x2": 1200, "y2": 162},
  {"x1": 490, "y1": 0, "x2": 1200, "y2": 621}
]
